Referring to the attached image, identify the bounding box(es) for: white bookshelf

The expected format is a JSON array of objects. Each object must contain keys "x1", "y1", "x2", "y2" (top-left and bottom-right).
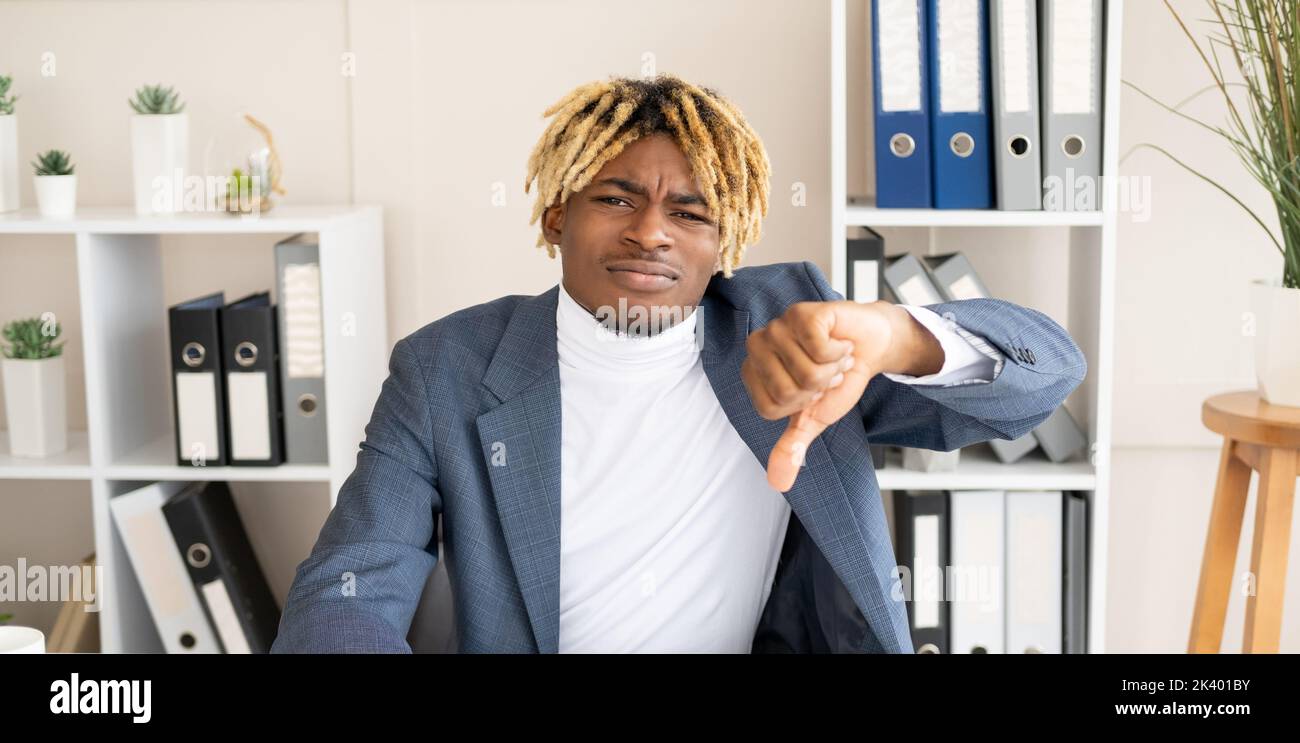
[
  {"x1": 0, "y1": 205, "x2": 387, "y2": 653},
  {"x1": 831, "y1": 0, "x2": 1121, "y2": 653},
  {"x1": 846, "y1": 202, "x2": 1105, "y2": 227}
]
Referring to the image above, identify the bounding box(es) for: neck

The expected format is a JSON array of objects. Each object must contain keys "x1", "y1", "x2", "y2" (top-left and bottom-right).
[
  {"x1": 556, "y1": 281, "x2": 702, "y2": 374},
  {"x1": 559, "y1": 279, "x2": 702, "y2": 337}
]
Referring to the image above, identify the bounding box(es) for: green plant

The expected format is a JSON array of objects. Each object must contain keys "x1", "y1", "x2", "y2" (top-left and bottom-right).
[
  {"x1": 1128, "y1": 0, "x2": 1300, "y2": 289},
  {"x1": 225, "y1": 166, "x2": 267, "y2": 196},
  {"x1": 31, "y1": 149, "x2": 74, "y2": 176},
  {"x1": 0, "y1": 613, "x2": 12, "y2": 625},
  {"x1": 0, "y1": 74, "x2": 16, "y2": 115},
  {"x1": 128, "y1": 83, "x2": 185, "y2": 115},
  {"x1": 226, "y1": 167, "x2": 252, "y2": 195},
  {"x1": 2, "y1": 316, "x2": 65, "y2": 359}
]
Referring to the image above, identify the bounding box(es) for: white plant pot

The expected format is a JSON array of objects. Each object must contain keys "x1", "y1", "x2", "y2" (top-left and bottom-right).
[
  {"x1": 1250, "y1": 278, "x2": 1300, "y2": 407},
  {"x1": 0, "y1": 626, "x2": 45, "y2": 654},
  {"x1": 0, "y1": 115, "x2": 18, "y2": 213},
  {"x1": 131, "y1": 112, "x2": 188, "y2": 215},
  {"x1": 2, "y1": 355, "x2": 68, "y2": 457},
  {"x1": 33, "y1": 174, "x2": 76, "y2": 218}
]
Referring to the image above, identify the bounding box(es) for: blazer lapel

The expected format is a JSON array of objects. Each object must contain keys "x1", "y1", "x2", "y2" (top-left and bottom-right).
[
  {"x1": 698, "y1": 289, "x2": 891, "y2": 650},
  {"x1": 476, "y1": 285, "x2": 563, "y2": 653}
]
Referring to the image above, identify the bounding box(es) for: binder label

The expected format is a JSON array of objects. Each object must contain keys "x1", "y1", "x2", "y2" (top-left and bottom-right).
[
  {"x1": 283, "y1": 263, "x2": 325, "y2": 378},
  {"x1": 936, "y1": 0, "x2": 982, "y2": 113},
  {"x1": 898, "y1": 274, "x2": 943, "y2": 305},
  {"x1": 1051, "y1": 0, "x2": 1097, "y2": 114},
  {"x1": 914, "y1": 514, "x2": 942, "y2": 628},
  {"x1": 176, "y1": 372, "x2": 220, "y2": 462},
  {"x1": 852, "y1": 259, "x2": 880, "y2": 302},
  {"x1": 202, "y1": 578, "x2": 253, "y2": 654},
  {"x1": 228, "y1": 371, "x2": 272, "y2": 461},
  {"x1": 998, "y1": 0, "x2": 1033, "y2": 113},
  {"x1": 948, "y1": 274, "x2": 983, "y2": 301},
  {"x1": 879, "y1": 0, "x2": 924, "y2": 112}
]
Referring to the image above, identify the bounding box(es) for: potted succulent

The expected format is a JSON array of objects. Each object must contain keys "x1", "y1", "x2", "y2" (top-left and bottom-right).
[
  {"x1": 1136, "y1": 2, "x2": 1300, "y2": 405},
  {"x1": 129, "y1": 84, "x2": 187, "y2": 215},
  {"x1": 0, "y1": 74, "x2": 18, "y2": 213},
  {"x1": 31, "y1": 150, "x2": 76, "y2": 218},
  {"x1": 1, "y1": 315, "x2": 68, "y2": 457}
]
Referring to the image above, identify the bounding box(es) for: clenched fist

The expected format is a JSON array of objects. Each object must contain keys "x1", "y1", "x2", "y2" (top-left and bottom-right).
[{"x1": 740, "y1": 299, "x2": 944, "y2": 493}]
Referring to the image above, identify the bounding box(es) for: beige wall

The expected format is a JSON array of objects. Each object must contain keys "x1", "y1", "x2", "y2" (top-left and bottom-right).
[
  {"x1": 1110, "y1": 0, "x2": 1300, "y2": 651},
  {"x1": 349, "y1": 0, "x2": 833, "y2": 339},
  {"x1": 1116, "y1": 0, "x2": 1279, "y2": 449},
  {"x1": 0, "y1": 0, "x2": 352, "y2": 426},
  {"x1": 1, "y1": 0, "x2": 1296, "y2": 651}
]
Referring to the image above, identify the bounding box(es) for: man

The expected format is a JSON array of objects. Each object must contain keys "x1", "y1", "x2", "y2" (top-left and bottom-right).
[{"x1": 272, "y1": 74, "x2": 1085, "y2": 654}]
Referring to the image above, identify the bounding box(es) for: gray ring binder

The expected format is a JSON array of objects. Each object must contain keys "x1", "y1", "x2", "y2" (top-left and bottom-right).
[{"x1": 1062, "y1": 135, "x2": 1085, "y2": 158}]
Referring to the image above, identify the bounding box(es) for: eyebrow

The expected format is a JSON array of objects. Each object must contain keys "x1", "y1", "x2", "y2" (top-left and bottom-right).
[{"x1": 594, "y1": 177, "x2": 708, "y2": 207}]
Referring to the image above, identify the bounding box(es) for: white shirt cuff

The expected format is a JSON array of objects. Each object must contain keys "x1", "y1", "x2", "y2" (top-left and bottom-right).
[{"x1": 882, "y1": 305, "x2": 1002, "y2": 386}]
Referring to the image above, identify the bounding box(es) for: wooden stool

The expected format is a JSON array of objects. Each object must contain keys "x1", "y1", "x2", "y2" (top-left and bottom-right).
[{"x1": 1190, "y1": 391, "x2": 1299, "y2": 653}]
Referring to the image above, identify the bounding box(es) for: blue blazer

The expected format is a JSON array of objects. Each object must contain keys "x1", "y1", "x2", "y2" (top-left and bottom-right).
[{"x1": 271, "y1": 261, "x2": 1086, "y2": 653}]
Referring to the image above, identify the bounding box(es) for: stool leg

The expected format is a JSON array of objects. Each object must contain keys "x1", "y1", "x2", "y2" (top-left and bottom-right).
[
  {"x1": 1189, "y1": 439, "x2": 1252, "y2": 653},
  {"x1": 1244, "y1": 447, "x2": 1297, "y2": 653}
]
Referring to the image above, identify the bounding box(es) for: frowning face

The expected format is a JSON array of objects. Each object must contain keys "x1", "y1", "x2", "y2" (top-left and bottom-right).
[{"x1": 542, "y1": 133, "x2": 720, "y2": 332}]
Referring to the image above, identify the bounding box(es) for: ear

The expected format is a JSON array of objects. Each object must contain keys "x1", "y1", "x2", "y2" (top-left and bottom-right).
[{"x1": 541, "y1": 203, "x2": 566, "y2": 247}]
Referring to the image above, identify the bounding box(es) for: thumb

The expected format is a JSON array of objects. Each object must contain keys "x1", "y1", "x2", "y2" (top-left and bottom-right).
[
  {"x1": 766, "y1": 406, "x2": 829, "y2": 493},
  {"x1": 765, "y1": 357, "x2": 874, "y2": 493}
]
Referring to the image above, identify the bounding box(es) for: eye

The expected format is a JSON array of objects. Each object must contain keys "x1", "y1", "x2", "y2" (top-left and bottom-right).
[
  {"x1": 597, "y1": 196, "x2": 630, "y2": 207},
  {"x1": 676, "y1": 212, "x2": 709, "y2": 224}
]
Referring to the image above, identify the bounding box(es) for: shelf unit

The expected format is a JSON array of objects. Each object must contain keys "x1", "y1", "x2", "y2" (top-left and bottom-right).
[
  {"x1": 831, "y1": 0, "x2": 1121, "y2": 653},
  {"x1": 0, "y1": 205, "x2": 387, "y2": 652}
]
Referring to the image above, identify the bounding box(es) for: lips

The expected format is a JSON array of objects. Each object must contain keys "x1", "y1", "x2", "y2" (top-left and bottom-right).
[{"x1": 605, "y1": 259, "x2": 682, "y2": 281}]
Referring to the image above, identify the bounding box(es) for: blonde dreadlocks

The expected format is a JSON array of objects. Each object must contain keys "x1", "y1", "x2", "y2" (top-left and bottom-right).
[{"x1": 524, "y1": 74, "x2": 771, "y2": 278}]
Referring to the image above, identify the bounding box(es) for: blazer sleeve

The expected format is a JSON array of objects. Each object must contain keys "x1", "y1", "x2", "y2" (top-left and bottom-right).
[
  {"x1": 271, "y1": 336, "x2": 441, "y2": 653},
  {"x1": 801, "y1": 261, "x2": 1087, "y2": 451}
]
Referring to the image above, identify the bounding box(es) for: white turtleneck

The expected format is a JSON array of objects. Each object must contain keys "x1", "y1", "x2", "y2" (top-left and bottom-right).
[{"x1": 553, "y1": 280, "x2": 999, "y2": 653}]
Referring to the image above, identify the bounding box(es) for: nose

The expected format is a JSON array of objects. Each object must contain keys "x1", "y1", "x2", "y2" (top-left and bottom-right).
[{"x1": 621, "y1": 203, "x2": 673, "y2": 252}]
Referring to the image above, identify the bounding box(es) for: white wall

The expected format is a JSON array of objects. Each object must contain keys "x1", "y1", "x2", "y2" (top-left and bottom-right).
[
  {"x1": 1109, "y1": 0, "x2": 1299, "y2": 652},
  {"x1": 1, "y1": 0, "x2": 1295, "y2": 652},
  {"x1": 349, "y1": 0, "x2": 833, "y2": 338}
]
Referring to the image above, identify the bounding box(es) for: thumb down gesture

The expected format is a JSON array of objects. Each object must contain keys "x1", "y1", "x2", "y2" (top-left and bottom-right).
[{"x1": 740, "y1": 299, "x2": 944, "y2": 493}]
